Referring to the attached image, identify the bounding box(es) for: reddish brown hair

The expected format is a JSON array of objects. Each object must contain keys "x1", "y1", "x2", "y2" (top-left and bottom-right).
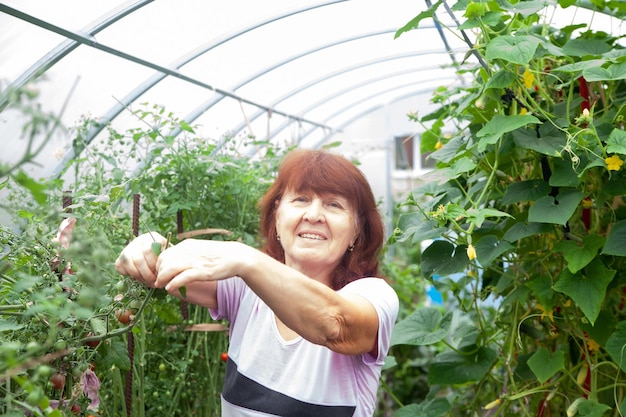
[{"x1": 258, "y1": 149, "x2": 385, "y2": 289}]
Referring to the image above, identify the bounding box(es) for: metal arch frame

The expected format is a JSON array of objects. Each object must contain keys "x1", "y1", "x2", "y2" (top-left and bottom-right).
[
  {"x1": 0, "y1": 4, "x2": 339, "y2": 130},
  {"x1": 170, "y1": 25, "x2": 437, "y2": 138},
  {"x1": 2, "y1": 0, "x2": 476, "y2": 172},
  {"x1": 310, "y1": 87, "x2": 443, "y2": 149},
  {"x1": 227, "y1": 48, "x2": 466, "y2": 144},
  {"x1": 1, "y1": 2, "x2": 350, "y2": 175},
  {"x1": 277, "y1": 79, "x2": 459, "y2": 149},
  {"x1": 259, "y1": 72, "x2": 459, "y2": 146},
  {"x1": 0, "y1": 0, "x2": 155, "y2": 111},
  {"x1": 239, "y1": 71, "x2": 457, "y2": 157},
  {"x1": 71, "y1": 0, "x2": 347, "y2": 150},
  {"x1": 127, "y1": 67, "x2": 447, "y2": 180}
]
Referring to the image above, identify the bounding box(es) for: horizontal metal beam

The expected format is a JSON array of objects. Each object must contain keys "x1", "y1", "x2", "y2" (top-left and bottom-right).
[
  {"x1": 0, "y1": 0, "x2": 155, "y2": 111},
  {"x1": 0, "y1": 5, "x2": 336, "y2": 130},
  {"x1": 64, "y1": 0, "x2": 347, "y2": 148},
  {"x1": 310, "y1": 87, "x2": 446, "y2": 149},
  {"x1": 175, "y1": 27, "x2": 413, "y2": 140},
  {"x1": 231, "y1": 49, "x2": 464, "y2": 145}
]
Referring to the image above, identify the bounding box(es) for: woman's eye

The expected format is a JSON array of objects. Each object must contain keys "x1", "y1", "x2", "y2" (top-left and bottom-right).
[{"x1": 327, "y1": 201, "x2": 343, "y2": 209}]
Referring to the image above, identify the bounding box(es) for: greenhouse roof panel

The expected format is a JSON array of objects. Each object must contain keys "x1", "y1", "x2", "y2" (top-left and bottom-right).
[{"x1": 1, "y1": 0, "x2": 625, "y2": 179}]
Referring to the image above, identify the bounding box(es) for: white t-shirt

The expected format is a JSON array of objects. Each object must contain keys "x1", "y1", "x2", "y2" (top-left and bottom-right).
[{"x1": 210, "y1": 276, "x2": 399, "y2": 417}]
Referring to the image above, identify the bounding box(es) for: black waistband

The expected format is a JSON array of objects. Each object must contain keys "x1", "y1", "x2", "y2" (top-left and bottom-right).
[{"x1": 222, "y1": 358, "x2": 356, "y2": 417}]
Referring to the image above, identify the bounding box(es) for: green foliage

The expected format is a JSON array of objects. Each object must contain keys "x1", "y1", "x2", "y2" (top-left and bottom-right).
[
  {"x1": 390, "y1": 1, "x2": 626, "y2": 416},
  {"x1": 1, "y1": 100, "x2": 285, "y2": 416}
]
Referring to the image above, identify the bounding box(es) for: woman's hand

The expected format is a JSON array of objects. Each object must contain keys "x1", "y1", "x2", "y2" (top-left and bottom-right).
[
  {"x1": 155, "y1": 239, "x2": 255, "y2": 292},
  {"x1": 115, "y1": 232, "x2": 167, "y2": 287}
]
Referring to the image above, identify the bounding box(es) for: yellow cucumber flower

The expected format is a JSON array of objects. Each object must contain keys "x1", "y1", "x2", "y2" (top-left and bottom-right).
[
  {"x1": 522, "y1": 68, "x2": 534, "y2": 89},
  {"x1": 466, "y1": 244, "x2": 477, "y2": 261},
  {"x1": 605, "y1": 155, "x2": 624, "y2": 171},
  {"x1": 537, "y1": 303, "x2": 554, "y2": 322}
]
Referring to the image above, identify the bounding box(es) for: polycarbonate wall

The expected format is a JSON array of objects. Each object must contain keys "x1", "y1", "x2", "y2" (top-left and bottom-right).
[
  {"x1": 1, "y1": 1, "x2": 469, "y2": 178},
  {"x1": 1, "y1": 0, "x2": 625, "y2": 184}
]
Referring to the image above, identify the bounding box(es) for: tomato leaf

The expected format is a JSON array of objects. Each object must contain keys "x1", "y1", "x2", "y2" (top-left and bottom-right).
[
  {"x1": 101, "y1": 338, "x2": 131, "y2": 371},
  {"x1": 151, "y1": 241, "x2": 162, "y2": 256},
  {"x1": 11, "y1": 170, "x2": 48, "y2": 205},
  {"x1": 89, "y1": 317, "x2": 107, "y2": 336},
  {"x1": 0, "y1": 320, "x2": 24, "y2": 332}
]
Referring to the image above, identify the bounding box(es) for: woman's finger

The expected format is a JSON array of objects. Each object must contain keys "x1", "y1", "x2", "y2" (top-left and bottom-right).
[
  {"x1": 132, "y1": 256, "x2": 157, "y2": 285},
  {"x1": 162, "y1": 268, "x2": 207, "y2": 292},
  {"x1": 114, "y1": 254, "x2": 130, "y2": 276}
]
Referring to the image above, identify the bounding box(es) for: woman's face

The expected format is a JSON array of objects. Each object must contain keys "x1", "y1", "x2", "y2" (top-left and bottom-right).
[{"x1": 275, "y1": 189, "x2": 358, "y2": 282}]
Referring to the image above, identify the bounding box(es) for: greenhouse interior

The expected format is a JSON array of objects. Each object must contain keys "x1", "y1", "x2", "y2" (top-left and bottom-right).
[{"x1": 2, "y1": 0, "x2": 626, "y2": 416}]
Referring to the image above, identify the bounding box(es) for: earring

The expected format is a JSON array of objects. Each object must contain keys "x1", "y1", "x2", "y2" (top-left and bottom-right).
[
  {"x1": 276, "y1": 234, "x2": 281, "y2": 241},
  {"x1": 348, "y1": 244, "x2": 354, "y2": 252}
]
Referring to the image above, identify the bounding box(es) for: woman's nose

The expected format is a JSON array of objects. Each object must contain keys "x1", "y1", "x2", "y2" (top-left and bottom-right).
[{"x1": 303, "y1": 199, "x2": 324, "y2": 222}]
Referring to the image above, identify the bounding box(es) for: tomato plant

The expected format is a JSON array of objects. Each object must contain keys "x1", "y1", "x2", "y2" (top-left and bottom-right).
[{"x1": 0, "y1": 97, "x2": 282, "y2": 416}]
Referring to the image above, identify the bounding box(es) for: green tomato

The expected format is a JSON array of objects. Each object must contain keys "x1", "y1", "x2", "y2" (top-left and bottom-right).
[
  {"x1": 26, "y1": 389, "x2": 43, "y2": 406},
  {"x1": 54, "y1": 339, "x2": 67, "y2": 351},
  {"x1": 72, "y1": 366, "x2": 84, "y2": 379},
  {"x1": 26, "y1": 341, "x2": 40, "y2": 354},
  {"x1": 37, "y1": 365, "x2": 53, "y2": 378},
  {"x1": 116, "y1": 280, "x2": 129, "y2": 292}
]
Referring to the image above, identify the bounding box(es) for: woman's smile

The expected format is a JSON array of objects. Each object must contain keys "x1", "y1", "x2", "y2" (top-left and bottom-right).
[{"x1": 298, "y1": 232, "x2": 326, "y2": 241}]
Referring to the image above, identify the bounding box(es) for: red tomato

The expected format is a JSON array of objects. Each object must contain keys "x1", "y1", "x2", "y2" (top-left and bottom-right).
[
  {"x1": 84, "y1": 333, "x2": 100, "y2": 348},
  {"x1": 115, "y1": 309, "x2": 134, "y2": 325},
  {"x1": 50, "y1": 372, "x2": 66, "y2": 390},
  {"x1": 220, "y1": 352, "x2": 228, "y2": 362}
]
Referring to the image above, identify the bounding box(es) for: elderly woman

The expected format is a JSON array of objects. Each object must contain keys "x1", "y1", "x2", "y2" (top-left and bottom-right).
[{"x1": 115, "y1": 149, "x2": 399, "y2": 417}]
